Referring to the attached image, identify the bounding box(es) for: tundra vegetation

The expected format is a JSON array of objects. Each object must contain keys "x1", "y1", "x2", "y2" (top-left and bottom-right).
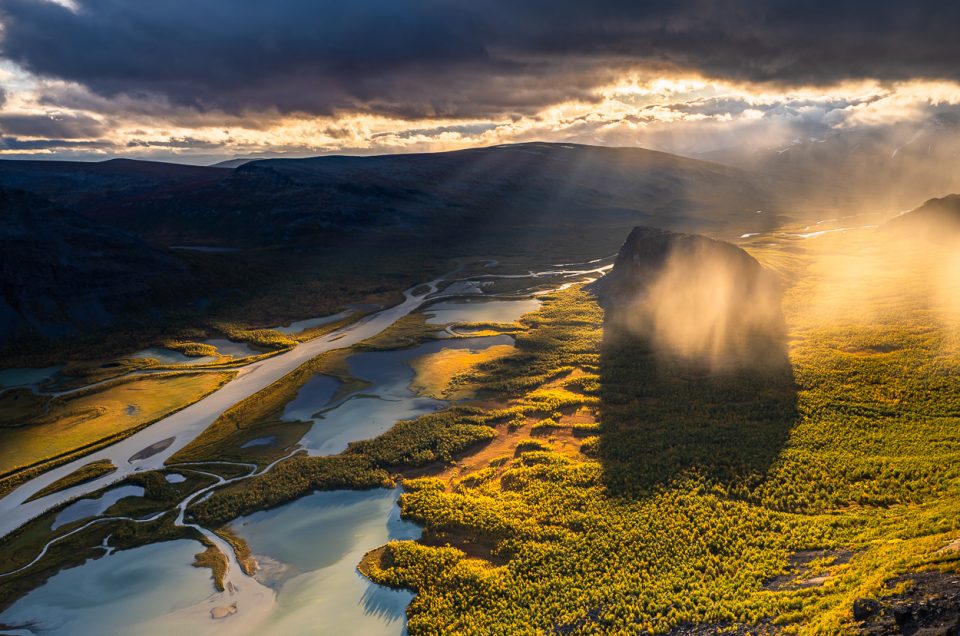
[{"x1": 357, "y1": 230, "x2": 960, "y2": 634}]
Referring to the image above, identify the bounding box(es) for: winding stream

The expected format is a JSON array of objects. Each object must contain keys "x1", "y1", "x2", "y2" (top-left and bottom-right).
[{"x1": 0, "y1": 275, "x2": 450, "y2": 539}]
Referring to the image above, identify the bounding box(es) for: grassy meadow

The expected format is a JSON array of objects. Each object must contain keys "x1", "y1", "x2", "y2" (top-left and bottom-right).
[{"x1": 0, "y1": 372, "x2": 233, "y2": 490}]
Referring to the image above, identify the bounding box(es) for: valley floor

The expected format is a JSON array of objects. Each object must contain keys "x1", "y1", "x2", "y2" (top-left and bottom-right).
[{"x1": 0, "y1": 224, "x2": 958, "y2": 634}]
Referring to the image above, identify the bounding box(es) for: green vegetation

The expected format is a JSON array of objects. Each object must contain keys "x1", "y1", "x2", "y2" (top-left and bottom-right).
[
  {"x1": 160, "y1": 340, "x2": 220, "y2": 358},
  {"x1": 410, "y1": 343, "x2": 516, "y2": 399},
  {"x1": 192, "y1": 542, "x2": 227, "y2": 592},
  {"x1": 25, "y1": 460, "x2": 117, "y2": 502},
  {"x1": 357, "y1": 312, "x2": 438, "y2": 351},
  {"x1": 190, "y1": 454, "x2": 390, "y2": 525},
  {"x1": 0, "y1": 390, "x2": 49, "y2": 427},
  {"x1": 355, "y1": 234, "x2": 960, "y2": 634},
  {"x1": 213, "y1": 526, "x2": 256, "y2": 575},
  {"x1": 206, "y1": 324, "x2": 296, "y2": 352}
]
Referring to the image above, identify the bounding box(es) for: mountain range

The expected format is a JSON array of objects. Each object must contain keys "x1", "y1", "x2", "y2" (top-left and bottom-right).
[{"x1": 0, "y1": 141, "x2": 956, "y2": 348}]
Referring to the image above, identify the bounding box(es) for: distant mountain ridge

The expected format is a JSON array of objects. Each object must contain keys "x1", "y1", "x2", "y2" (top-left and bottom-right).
[
  {"x1": 884, "y1": 193, "x2": 960, "y2": 242},
  {"x1": 592, "y1": 225, "x2": 785, "y2": 368},
  {"x1": 0, "y1": 158, "x2": 226, "y2": 210},
  {"x1": 0, "y1": 143, "x2": 780, "y2": 247}
]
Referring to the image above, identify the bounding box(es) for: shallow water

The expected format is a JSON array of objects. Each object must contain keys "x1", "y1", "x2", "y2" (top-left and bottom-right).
[
  {"x1": 202, "y1": 338, "x2": 258, "y2": 358},
  {"x1": 0, "y1": 366, "x2": 61, "y2": 390},
  {"x1": 0, "y1": 293, "x2": 536, "y2": 636},
  {"x1": 241, "y1": 436, "x2": 277, "y2": 449},
  {"x1": 0, "y1": 540, "x2": 213, "y2": 636},
  {"x1": 275, "y1": 309, "x2": 355, "y2": 335},
  {"x1": 282, "y1": 374, "x2": 339, "y2": 422},
  {"x1": 52, "y1": 485, "x2": 145, "y2": 531},
  {"x1": 424, "y1": 297, "x2": 540, "y2": 325},
  {"x1": 229, "y1": 488, "x2": 419, "y2": 635},
  {"x1": 297, "y1": 335, "x2": 512, "y2": 456}
]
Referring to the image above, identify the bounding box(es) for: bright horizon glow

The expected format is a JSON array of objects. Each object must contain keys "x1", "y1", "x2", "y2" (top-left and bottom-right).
[{"x1": 3, "y1": 66, "x2": 960, "y2": 164}]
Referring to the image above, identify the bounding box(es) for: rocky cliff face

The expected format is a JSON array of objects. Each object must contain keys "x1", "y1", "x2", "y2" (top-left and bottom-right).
[
  {"x1": 592, "y1": 226, "x2": 773, "y2": 304},
  {"x1": 0, "y1": 188, "x2": 192, "y2": 344},
  {"x1": 592, "y1": 226, "x2": 784, "y2": 369}
]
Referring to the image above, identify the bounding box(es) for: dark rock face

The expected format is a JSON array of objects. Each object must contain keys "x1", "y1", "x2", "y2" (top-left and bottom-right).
[
  {"x1": 591, "y1": 226, "x2": 784, "y2": 369},
  {"x1": 0, "y1": 188, "x2": 192, "y2": 344},
  {"x1": 592, "y1": 226, "x2": 776, "y2": 306},
  {"x1": 854, "y1": 599, "x2": 883, "y2": 622},
  {"x1": 884, "y1": 194, "x2": 960, "y2": 244},
  {"x1": 853, "y1": 571, "x2": 960, "y2": 635}
]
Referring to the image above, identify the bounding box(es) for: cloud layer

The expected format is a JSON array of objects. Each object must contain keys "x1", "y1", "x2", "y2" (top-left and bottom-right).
[
  {"x1": 1, "y1": 1, "x2": 959, "y2": 161},
  {"x1": 3, "y1": 0, "x2": 960, "y2": 120}
]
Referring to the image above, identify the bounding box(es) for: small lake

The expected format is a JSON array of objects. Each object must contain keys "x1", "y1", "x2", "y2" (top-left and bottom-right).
[
  {"x1": 424, "y1": 297, "x2": 540, "y2": 325},
  {"x1": 202, "y1": 338, "x2": 258, "y2": 358},
  {"x1": 295, "y1": 335, "x2": 512, "y2": 456},
  {"x1": 230, "y1": 488, "x2": 419, "y2": 635},
  {"x1": 241, "y1": 436, "x2": 277, "y2": 449},
  {"x1": 0, "y1": 366, "x2": 61, "y2": 390},
  {"x1": 52, "y1": 485, "x2": 145, "y2": 531},
  {"x1": 275, "y1": 309, "x2": 356, "y2": 335},
  {"x1": 282, "y1": 375, "x2": 339, "y2": 422},
  {"x1": 0, "y1": 540, "x2": 213, "y2": 636}
]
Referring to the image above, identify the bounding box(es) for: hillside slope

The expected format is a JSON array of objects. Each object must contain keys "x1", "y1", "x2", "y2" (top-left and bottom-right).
[
  {"x1": 0, "y1": 143, "x2": 780, "y2": 247},
  {"x1": 0, "y1": 188, "x2": 192, "y2": 344},
  {"x1": 884, "y1": 193, "x2": 960, "y2": 242}
]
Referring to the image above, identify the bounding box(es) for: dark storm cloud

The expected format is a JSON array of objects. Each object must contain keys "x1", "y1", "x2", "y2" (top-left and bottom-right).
[
  {"x1": 0, "y1": 112, "x2": 105, "y2": 138},
  {"x1": 0, "y1": 136, "x2": 110, "y2": 150},
  {"x1": 1, "y1": 0, "x2": 958, "y2": 119}
]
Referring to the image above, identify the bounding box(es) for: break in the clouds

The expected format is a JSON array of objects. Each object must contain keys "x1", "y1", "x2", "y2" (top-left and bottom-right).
[{"x1": 0, "y1": 0, "x2": 959, "y2": 160}]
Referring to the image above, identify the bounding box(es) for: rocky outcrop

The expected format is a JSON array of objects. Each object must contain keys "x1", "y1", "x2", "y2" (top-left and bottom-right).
[
  {"x1": 590, "y1": 226, "x2": 785, "y2": 369},
  {"x1": 591, "y1": 226, "x2": 776, "y2": 308},
  {"x1": 853, "y1": 571, "x2": 960, "y2": 635},
  {"x1": 0, "y1": 187, "x2": 192, "y2": 345}
]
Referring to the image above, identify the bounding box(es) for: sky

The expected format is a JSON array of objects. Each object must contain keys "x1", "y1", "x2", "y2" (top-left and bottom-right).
[{"x1": 1, "y1": 0, "x2": 959, "y2": 164}]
